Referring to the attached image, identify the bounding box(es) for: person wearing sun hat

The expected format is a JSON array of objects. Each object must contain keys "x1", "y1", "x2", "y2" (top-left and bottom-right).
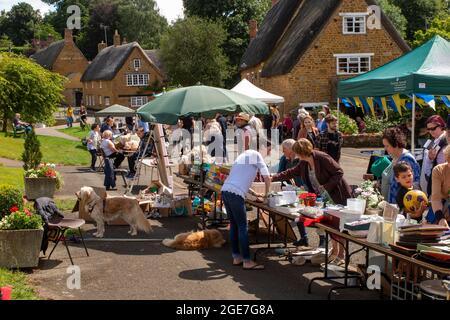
[{"x1": 235, "y1": 112, "x2": 256, "y2": 153}]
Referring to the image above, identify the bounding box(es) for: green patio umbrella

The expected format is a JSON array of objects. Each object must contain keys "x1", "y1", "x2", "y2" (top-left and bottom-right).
[{"x1": 137, "y1": 85, "x2": 269, "y2": 124}]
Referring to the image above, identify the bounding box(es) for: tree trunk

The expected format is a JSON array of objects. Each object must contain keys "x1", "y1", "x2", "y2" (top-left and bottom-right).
[{"x1": 2, "y1": 115, "x2": 7, "y2": 132}]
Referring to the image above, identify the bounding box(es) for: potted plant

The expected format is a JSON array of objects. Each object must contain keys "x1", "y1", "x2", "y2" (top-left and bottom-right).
[
  {"x1": 24, "y1": 163, "x2": 63, "y2": 200},
  {"x1": 354, "y1": 181, "x2": 384, "y2": 215},
  {"x1": 0, "y1": 205, "x2": 44, "y2": 269}
]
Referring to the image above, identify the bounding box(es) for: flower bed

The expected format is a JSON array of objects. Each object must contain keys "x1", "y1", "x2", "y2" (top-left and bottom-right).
[{"x1": 342, "y1": 133, "x2": 383, "y2": 148}]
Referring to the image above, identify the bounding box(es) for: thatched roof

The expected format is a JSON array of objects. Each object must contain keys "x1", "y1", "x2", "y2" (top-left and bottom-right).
[
  {"x1": 144, "y1": 49, "x2": 166, "y2": 79},
  {"x1": 30, "y1": 40, "x2": 65, "y2": 70},
  {"x1": 81, "y1": 42, "x2": 137, "y2": 82},
  {"x1": 240, "y1": 0, "x2": 410, "y2": 77},
  {"x1": 81, "y1": 42, "x2": 165, "y2": 82}
]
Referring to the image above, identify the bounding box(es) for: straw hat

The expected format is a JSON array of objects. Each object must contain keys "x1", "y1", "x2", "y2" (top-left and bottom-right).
[{"x1": 235, "y1": 112, "x2": 250, "y2": 122}]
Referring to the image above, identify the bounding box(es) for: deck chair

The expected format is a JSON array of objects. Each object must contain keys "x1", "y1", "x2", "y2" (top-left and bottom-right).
[
  {"x1": 47, "y1": 217, "x2": 89, "y2": 265},
  {"x1": 96, "y1": 148, "x2": 105, "y2": 172}
]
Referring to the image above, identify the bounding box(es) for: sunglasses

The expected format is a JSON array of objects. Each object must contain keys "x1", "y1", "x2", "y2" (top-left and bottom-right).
[{"x1": 427, "y1": 126, "x2": 440, "y2": 132}]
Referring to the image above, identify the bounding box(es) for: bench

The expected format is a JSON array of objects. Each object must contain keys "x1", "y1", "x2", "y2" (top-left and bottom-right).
[{"x1": 7, "y1": 127, "x2": 26, "y2": 138}]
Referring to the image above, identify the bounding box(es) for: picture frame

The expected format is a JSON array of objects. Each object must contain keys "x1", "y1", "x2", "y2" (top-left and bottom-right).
[{"x1": 383, "y1": 203, "x2": 399, "y2": 222}]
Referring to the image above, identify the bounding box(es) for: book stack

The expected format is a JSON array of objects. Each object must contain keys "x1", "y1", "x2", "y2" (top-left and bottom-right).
[{"x1": 397, "y1": 225, "x2": 449, "y2": 248}]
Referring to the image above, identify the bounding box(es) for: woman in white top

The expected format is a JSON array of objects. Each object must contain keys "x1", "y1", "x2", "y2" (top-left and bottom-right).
[
  {"x1": 221, "y1": 149, "x2": 271, "y2": 270},
  {"x1": 420, "y1": 115, "x2": 448, "y2": 195},
  {"x1": 87, "y1": 123, "x2": 101, "y2": 171},
  {"x1": 101, "y1": 130, "x2": 124, "y2": 190}
]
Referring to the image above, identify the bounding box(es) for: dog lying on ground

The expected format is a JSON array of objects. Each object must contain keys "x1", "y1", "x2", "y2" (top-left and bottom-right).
[
  {"x1": 76, "y1": 186, "x2": 152, "y2": 238},
  {"x1": 162, "y1": 229, "x2": 225, "y2": 250}
]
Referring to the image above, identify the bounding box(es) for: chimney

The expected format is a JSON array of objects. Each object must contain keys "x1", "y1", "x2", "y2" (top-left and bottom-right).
[
  {"x1": 272, "y1": 0, "x2": 279, "y2": 7},
  {"x1": 98, "y1": 41, "x2": 107, "y2": 53},
  {"x1": 122, "y1": 37, "x2": 127, "y2": 45},
  {"x1": 113, "y1": 30, "x2": 121, "y2": 47},
  {"x1": 64, "y1": 28, "x2": 73, "y2": 43},
  {"x1": 249, "y1": 20, "x2": 258, "y2": 40}
]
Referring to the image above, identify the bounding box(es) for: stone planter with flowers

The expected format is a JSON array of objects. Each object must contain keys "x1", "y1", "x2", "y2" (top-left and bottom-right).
[
  {"x1": 0, "y1": 203, "x2": 44, "y2": 269},
  {"x1": 24, "y1": 164, "x2": 63, "y2": 200}
]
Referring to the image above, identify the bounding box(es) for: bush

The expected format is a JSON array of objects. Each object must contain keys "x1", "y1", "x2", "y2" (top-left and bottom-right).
[
  {"x1": 21, "y1": 130, "x2": 42, "y2": 171},
  {"x1": 0, "y1": 184, "x2": 23, "y2": 218},
  {"x1": 332, "y1": 111, "x2": 358, "y2": 134},
  {"x1": 364, "y1": 116, "x2": 401, "y2": 134}
]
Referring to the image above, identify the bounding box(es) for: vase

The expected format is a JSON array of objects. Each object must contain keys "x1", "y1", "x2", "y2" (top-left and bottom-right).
[
  {"x1": 24, "y1": 177, "x2": 56, "y2": 200},
  {"x1": 304, "y1": 197, "x2": 316, "y2": 207},
  {"x1": 0, "y1": 229, "x2": 44, "y2": 268}
]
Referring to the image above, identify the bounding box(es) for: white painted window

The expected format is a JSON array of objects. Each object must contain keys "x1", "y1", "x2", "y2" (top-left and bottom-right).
[
  {"x1": 92, "y1": 95, "x2": 95, "y2": 106},
  {"x1": 99, "y1": 96, "x2": 102, "y2": 105},
  {"x1": 91, "y1": 82, "x2": 94, "y2": 89},
  {"x1": 133, "y1": 59, "x2": 141, "y2": 69},
  {"x1": 104, "y1": 96, "x2": 110, "y2": 106},
  {"x1": 342, "y1": 15, "x2": 366, "y2": 34},
  {"x1": 334, "y1": 53, "x2": 373, "y2": 75},
  {"x1": 99, "y1": 81, "x2": 102, "y2": 89},
  {"x1": 87, "y1": 95, "x2": 91, "y2": 106},
  {"x1": 130, "y1": 96, "x2": 148, "y2": 107},
  {"x1": 126, "y1": 74, "x2": 150, "y2": 86}
]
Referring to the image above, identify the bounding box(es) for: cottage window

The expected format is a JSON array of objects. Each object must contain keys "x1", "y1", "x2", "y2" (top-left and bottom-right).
[
  {"x1": 105, "y1": 96, "x2": 110, "y2": 106},
  {"x1": 335, "y1": 54, "x2": 372, "y2": 75},
  {"x1": 130, "y1": 96, "x2": 148, "y2": 107},
  {"x1": 342, "y1": 15, "x2": 366, "y2": 34},
  {"x1": 91, "y1": 82, "x2": 94, "y2": 89},
  {"x1": 133, "y1": 59, "x2": 141, "y2": 69},
  {"x1": 99, "y1": 81, "x2": 102, "y2": 89},
  {"x1": 92, "y1": 95, "x2": 95, "y2": 106},
  {"x1": 99, "y1": 96, "x2": 102, "y2": 105},
  {"x1": 126, "y1": 74, "x2": 150, "y2": 86}
]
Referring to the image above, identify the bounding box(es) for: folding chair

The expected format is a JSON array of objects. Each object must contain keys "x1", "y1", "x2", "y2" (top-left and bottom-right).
[{"x1": 47, "y1": 218, "x2": 89, "y2": 265}]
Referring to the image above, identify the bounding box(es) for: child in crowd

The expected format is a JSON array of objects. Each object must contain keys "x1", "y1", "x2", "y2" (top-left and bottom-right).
[
  {"x1": 87, "y1": 123, "x2": 101, "y2": 171},
  {"x1": 394, "y1": 161, "x2": 428, "y2": 222}
]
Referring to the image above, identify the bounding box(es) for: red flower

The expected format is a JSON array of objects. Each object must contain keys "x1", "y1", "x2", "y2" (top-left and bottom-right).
[
  {"x1": 24, "y1": 209, "x2": 32, "y2": 216},
  {"x1": 299, "y1": 193, "x2": 317, "y2": 200},
  {"x1": 10, "y1": 206, "x2": 19, "y2": 213}
]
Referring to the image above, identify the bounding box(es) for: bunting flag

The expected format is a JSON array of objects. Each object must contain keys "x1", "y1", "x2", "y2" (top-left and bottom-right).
[
  {"x1": 441, "y1": 96, "x2": 450, "y2": 108},
  {"x1": 347, "y1": 97, "x2": 357, "y2": 108},
  {"x1": 365, "y1": 97, "x2": 376, "y2": 116},
  {"x1": 415, "y1": 96, "x2": 429, "y2": 108},
  {"x1": 359, "y1": 97, "x2": 371, "y2": 115},
  {"x1": 353, "y1": 97, "x2": 364, "y2": 111},
  {"x1": 415, "y1": 94, "x2": 436, "y2": 110},
  {"x1": 380, "y1": 96, "x2": 389, "y2": 115},
  {"x1": 341, "y1": 98, "x2": 352, "y2": 108},
  {"x1": 391, "y1": 94, "x2": 403, "y2": 116}
]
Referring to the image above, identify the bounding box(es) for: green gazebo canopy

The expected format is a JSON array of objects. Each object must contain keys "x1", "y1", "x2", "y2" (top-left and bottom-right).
[{"x1": 338, "y1": 36, "x2": 450, "y2": 98}]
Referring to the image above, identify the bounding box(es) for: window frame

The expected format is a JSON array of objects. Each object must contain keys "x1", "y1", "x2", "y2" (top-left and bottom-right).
[
  {"x1": 126, "y1": 73, "x2": 150, "y2": 86},
  {"x1": 104, "y1": 96, "x2": 110, "y2": 106},
  {"x1": 341, "y1": 14, "x2": 367, "y2": 35},
  {"x1": 133, "y1": 58, "x2": 141, "y2": 69},
  {"x1": 334, "y1": 53, "x2": 373, "y2": 75},
  {"x1": 130, "y1": 96, "x2": 148, "y2": 107}
]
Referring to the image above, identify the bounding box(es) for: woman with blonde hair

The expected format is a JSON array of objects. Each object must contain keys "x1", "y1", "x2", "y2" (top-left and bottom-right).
[
  {"x1": 297, "y1": 115, "x2": 319, "y2": 147},
  {"x1": 430, "y1": 145, "x2": 450, "y2": 227}
]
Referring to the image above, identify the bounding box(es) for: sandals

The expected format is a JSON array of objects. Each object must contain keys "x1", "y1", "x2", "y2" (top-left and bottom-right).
[{"x1": 243, "y1": 264, "x2": 265, "y2": 270}]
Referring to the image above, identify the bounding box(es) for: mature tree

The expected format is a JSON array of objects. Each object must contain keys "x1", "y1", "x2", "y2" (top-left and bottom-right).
[
  {"x1": 391, "y1": 0, "x2": 448, "y2": 40},
  {"x1": 377, "y1": 0, "x2": 408, "y2": 38},
  {"x1": 35, "y1": 23, "x2": 62, "y2": 42},
  {"x1": 76, "y1": 0, "x2": 122, "y2": 60},
  {"x1": 413, "y1": 16, "x2": 450, "y2": 46},
  {"x1": 183, "y1": 0, "x2": 272, "y2": 85},
  {"x1": 117, "y1": 0, "x2": 168, "y2": 49},
  {"x1": 0, "y1": 53, "x2": 66, "y2": 132},
  {"x1": 160, "y1": 17, "x2": 231, "y2": 87},
  {"x1": 41, "y1": 0, "x2": 90, "y2": 36},
  {"x1": 2, "y1": 2, "x2": 41, "y2": 46}
]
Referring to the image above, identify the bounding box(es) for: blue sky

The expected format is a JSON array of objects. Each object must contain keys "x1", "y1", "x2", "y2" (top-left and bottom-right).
[{"x1": 0, "y1": 0, "x2": 184, "y2": 23}]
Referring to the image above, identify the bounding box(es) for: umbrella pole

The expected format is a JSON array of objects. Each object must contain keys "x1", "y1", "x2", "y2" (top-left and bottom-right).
[
  {"x1": 412, "y1": 94, "x2": 416, "y2": 155},
  {"x1": 337, "y1": 97, "x2": 340, "y2": 131}
]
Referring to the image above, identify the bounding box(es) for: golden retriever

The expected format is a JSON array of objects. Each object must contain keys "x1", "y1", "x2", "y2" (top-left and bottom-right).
[
  {"x1": 76, "y1": 186, "x2": 152, "y2": 238},
  {"x1": 162, "y1": 229, "x2": 225, "y2": 250}
]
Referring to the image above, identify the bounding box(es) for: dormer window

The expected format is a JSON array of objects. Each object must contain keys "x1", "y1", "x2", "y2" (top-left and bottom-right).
[
  {"x1": 340, "y1": 13, "x2": 367, "y2": 34},
  {"x1": 133, "y1": 59, "x2": 141, "y2": 70}
]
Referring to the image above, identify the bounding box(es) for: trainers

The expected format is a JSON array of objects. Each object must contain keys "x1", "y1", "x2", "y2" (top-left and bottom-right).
[{"x1": 292, "y1": 238, "x2": 309, "y2": 247}]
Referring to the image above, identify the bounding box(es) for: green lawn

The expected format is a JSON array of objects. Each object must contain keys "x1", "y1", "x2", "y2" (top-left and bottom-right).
[
  {"x1": 58, "y1": 127, "x2": 90, "y2": 140},
  {"x1": 0, "y1": 134, "x2": 90, "y2": 166},
  {"x1": 0, "y1": 268, "x2": 40, "y2": 300},
  {"x1": 0, "y1": 165, "x2": 24, "y2": 189}
]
